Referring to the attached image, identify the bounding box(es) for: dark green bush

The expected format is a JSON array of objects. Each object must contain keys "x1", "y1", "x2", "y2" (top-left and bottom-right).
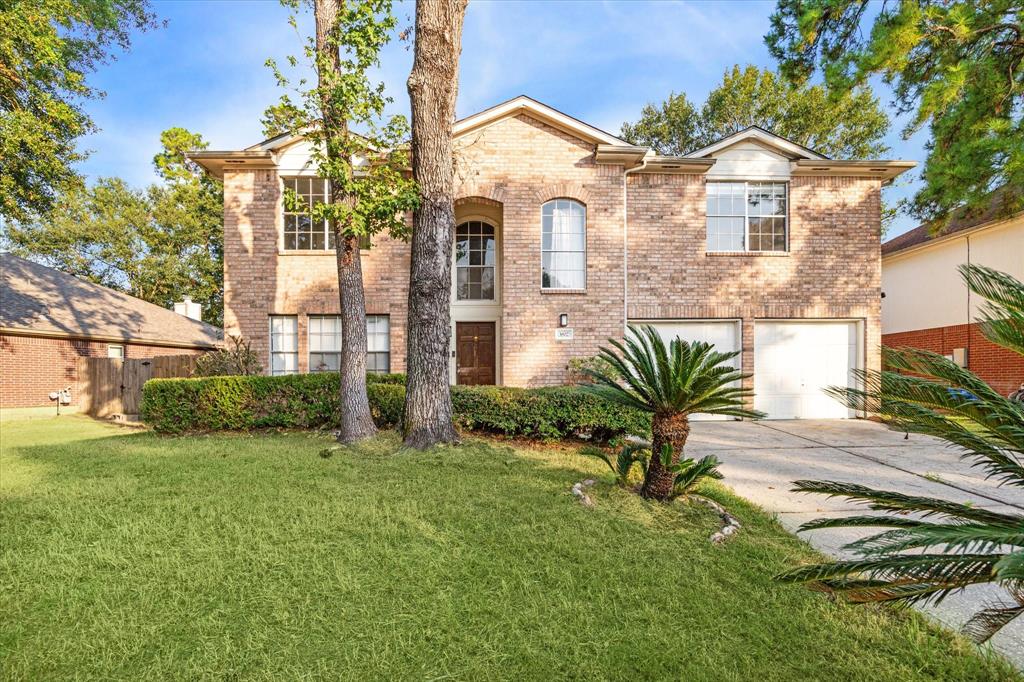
[{"x1": 142, "y1": 373, "x2": 648, "y2": 441}]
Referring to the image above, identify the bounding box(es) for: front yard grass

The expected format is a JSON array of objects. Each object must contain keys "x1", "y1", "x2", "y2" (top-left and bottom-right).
[{"x1": 1, "y1": 417, "x2": 1016, "y2": 680}]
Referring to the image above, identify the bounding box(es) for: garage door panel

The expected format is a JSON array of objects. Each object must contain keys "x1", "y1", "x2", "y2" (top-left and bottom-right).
[
  {"x1": 633, "y1": 320, "x2": 741, "y2": 421},
  {"x1": 754, "y1": 321, "x2": 858, "y2": 420}
]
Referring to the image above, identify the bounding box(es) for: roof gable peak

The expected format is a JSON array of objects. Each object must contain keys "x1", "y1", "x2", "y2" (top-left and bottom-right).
[{"x1": 685, "y1": 125, "x2": 827, "y2": 161}]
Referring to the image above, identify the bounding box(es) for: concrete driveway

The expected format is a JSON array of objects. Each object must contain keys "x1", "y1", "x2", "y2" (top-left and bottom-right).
[{"x1": 688, "y1": 418, "x2": 1024, "y2": 667}]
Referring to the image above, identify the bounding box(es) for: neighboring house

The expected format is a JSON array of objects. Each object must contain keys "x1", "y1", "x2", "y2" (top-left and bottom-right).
[
  {"x1": 0, "y1": 254, "x2": 222, "y2": 409},
  {"x1": 882, "y1": 195, "x2": 1024, "y2": 395},
  {"x1": 192, "y1": 96, "x2": 913, "y2": 419}
]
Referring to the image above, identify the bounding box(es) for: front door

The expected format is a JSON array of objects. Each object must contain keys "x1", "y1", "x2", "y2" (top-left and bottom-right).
[{"x1": 456, "y1": 322, "x2": 496, "y2": 385}]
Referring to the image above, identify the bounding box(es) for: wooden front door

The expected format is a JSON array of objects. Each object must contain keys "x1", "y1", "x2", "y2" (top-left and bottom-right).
[{"x1": 456, "y1": 322, "x2": 496, "y2": 385}]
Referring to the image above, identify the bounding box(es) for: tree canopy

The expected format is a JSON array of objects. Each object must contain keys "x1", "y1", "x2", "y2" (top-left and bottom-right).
[
  {"x1": 765, "y1": 0, "x2": 1023, "y2": 222},
  {"x1": 1, "y1": 128, "x2": 224, "y2": 326},
  {"x1": 0, "y1": 0, "x2": 158, "y2": 223},
  {"x1": 621, "y1": 65, "x2": 890, "y2": 158}
]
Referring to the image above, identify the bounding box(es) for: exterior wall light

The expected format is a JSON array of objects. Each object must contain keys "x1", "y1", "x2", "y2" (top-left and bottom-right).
[{"x1": 559, "y1": 313, "x2": 569, "y2": 328}]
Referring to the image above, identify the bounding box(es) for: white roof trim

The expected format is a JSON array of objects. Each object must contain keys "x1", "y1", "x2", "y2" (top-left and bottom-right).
[
  {"x1": 452, "y1": 96, "x2": 632, "y2": 147},
  {"x1": 684, "y1": 126, "x2": 826, "y2": 160}
]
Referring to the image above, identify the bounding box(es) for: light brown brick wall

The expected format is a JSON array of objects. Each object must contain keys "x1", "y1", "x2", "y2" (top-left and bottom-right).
[
  {"x1": 222, "y1": 115, "x2": 883, "y2": 390},
  {"x1": 454, "y1": 114, "x2": 625, "y2": 386},
  {"x1": 626, "y1": 173, "x2": 883, "y2": 392},
  {"x1": 222, "y1": 169, "x2": 410, "y2": 374},
  {"x1": 0, "y1": 334, "x2": 206, "y2": 408}
]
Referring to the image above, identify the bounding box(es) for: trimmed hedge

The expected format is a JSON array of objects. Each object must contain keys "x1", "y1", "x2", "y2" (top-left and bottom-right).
[{"x1": 141, "y1": 372, "x2": 648, "y2": 441}]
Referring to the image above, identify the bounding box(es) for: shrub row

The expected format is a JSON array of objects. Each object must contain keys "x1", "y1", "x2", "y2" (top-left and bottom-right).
[{"x1": 141, "y1": 372, "x2": 648, "y2": 441}]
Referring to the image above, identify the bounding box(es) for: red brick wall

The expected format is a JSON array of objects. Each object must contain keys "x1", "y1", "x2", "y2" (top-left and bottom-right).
[
  {"x1": 0, "y1": 334, "x2": 205, "y2": 408},
  {"x1": 883, "y1": 324, "x2": 1024, "y2": 396}
]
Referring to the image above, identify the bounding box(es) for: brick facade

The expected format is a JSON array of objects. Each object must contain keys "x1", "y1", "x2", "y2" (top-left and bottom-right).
[
  {"x1": 0, "y1": 333, "x2": 205, "y2": 408},
  {"x1": 222, "y1": 111, "x2": 884, "y2": 393},
  {"x1": 627, "y1": 174, "x2": 883, "y2": 392},
  {"x1": 883, "y1": 324, "x2": 1024, "y2": 396}
]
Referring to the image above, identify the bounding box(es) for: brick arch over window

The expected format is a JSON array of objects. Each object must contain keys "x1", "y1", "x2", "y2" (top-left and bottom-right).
[
  {"x1": 453, "y1": 184, "x2": 506, "y2": 206},
  {"x1": 534, "y1": 182, "x2": 592, "y2": 206}
]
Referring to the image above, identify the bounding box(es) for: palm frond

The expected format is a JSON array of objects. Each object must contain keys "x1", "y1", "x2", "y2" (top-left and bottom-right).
[
  {"x1": 962, "y1": 263, "x2": 1024, "y2": 356},
  {"x1": 962, "y1": 601, "x2": 1024, "y2": 644},
  {"x1": 791, "y1": 480, "x2": 1021, "y2": 526},
  {"x1": 669, "y1": 455, "x2": 723, "y2": 499}
]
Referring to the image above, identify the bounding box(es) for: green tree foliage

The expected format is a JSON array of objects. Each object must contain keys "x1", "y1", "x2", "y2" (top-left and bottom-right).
[
  {"x1": 266, "y1": 0, "x2": 419, "y2": 443},
  {"x1": 583, "y1": 325, "x2": 762, "y2": 501},
  {"x1": 766, "y1": 0, "x2": 1023, "y2": 222},
  {"x1": 0, "y1": 0, "x2": 158, "y2": 222},
  {"x1": 2, "y1": 128, "x2": 224, "y2": 325},
  {"x1": 778, "y1": 264, "x2": 1024, "y2": 644},
  {"x1": 621, "y1": 65, "x2": 889, "y2": 158}
]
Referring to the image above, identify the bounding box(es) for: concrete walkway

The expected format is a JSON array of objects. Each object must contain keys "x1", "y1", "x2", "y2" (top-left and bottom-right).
[{"x1": 688, "y1": 418, "x2": 1024, "y2": 668}]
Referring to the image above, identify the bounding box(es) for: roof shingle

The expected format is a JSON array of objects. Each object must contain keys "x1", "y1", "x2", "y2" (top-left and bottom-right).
[{"x1": 0, "y1": 254, "x2": 221, "y2": 347}]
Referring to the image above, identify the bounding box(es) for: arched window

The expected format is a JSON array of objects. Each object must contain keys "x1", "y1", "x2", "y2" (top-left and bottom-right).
[
  {"x1": 541, "y1": 199, "x2": 586, "y2": 290},
  {"x1": 455, "y1": 220, "x2": 496, "y2": 300}
]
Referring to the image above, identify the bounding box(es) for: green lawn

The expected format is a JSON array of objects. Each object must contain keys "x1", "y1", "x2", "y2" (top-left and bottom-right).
[{"x1": 1, "y1": 417, "x2": 1016, "y2": 681}]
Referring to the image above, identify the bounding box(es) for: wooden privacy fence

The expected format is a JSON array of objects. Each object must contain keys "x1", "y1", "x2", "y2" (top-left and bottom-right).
[{"x1": 78, "y1": 355, "x2": 198, "y2": 417}]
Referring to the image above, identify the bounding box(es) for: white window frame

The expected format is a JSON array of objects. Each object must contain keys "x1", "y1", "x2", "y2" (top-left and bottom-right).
[
  {"x1": 281, "y1": 176, "x2": 372, "y2": 252},
  {"x1": 308, "y1": 314, "x2": 343, "y2": 373},
  {"x1": 706, "y1": 181, "x2": 788, "y2": 253},
  {"x1": 107, "y1": 344, "x2": 124, "y2": 359},
  {"x1": 454, "y1": 220, "x2": 497, "y2": 302},
  {"x1": 269, "y1": 315, "x2": 298, "y2": 375},
  {"x1": 541, "y1": 199, "x2": 587, "y2": 290},
  {"x1": 305, "y1": 314, "x2": 391, "y2": 374}
]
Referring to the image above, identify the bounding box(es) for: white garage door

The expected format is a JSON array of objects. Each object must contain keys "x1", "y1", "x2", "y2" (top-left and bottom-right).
[
  {"x1": 754, "y1": 321, "x2": 858, "y2": 420},
  {"x1": 633, "y1": 320, "x2": 741, "y2": 421}
]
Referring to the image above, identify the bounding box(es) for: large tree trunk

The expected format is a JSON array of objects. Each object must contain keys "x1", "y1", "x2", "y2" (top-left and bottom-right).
[
  {"x1": 641, "y1": 412, "x2": 690, "y2": 500},
  {"x1": 315, "y1": 0, "x2": 377, "y2": 443},
  {"x1": 402, "y1": 0, "x2": 468, "y2": 448}
]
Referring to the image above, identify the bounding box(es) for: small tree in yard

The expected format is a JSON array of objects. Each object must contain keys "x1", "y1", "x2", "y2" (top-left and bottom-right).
[
  {"x1": 583, "y1": 325, "x2": 762, "y2": 501},
  {"x1": 267, "y1": 0, "x2": 419, "y2": 442},
  {"x1": 778, "y1": 264, "x2": 1024, "y2": 644}
]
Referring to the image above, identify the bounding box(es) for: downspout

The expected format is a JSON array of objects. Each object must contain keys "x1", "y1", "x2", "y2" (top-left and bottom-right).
[{"x1": 622, "y1": 156, "x2": 649, "y2": 335}]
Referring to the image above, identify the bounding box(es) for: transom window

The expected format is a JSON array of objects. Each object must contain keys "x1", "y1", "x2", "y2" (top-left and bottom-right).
[
  {"x1": 706, "y1": 182, "x2": 787, "y2": 253},
  {"x1": 307, "y1": 314, "x2": 391, "y2": 374},
  {"x1": 541, "y1": 199, "x2": 586, "y2": 290},
  {"x1": 455, "y1": 221, "x2": 496, "y2": 301},
  {"x1": 270, "y1": 315, "x2": 298, "y2": 375},
  {"x1": 282, "y1": 177, "x2": 333, "y2": 251}
]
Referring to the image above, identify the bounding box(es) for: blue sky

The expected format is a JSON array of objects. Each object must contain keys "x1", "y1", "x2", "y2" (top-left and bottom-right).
[{"x1": 80, "y1": 0, "x2": 928, "y2": 236}]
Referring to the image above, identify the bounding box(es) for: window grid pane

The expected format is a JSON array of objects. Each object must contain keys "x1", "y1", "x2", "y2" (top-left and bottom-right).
[
  {"x1": 270, "y1": 315, "x2": 298, "y2": 375},
  {"x1": 308, "y1": 315, "x2": 342, "y2": 372},
  {"x1": 282, "y1": 176, "x2": 331, "y2": 251},
  {"x1": 541, "y1": 199, "x2": 586, "y2": 289},
  {"x1": 455, "y1": 221, "x2": 496, "y2": 300},
  {"x1": 706, "y1": 181, "x2": 787, "y2": 253}
]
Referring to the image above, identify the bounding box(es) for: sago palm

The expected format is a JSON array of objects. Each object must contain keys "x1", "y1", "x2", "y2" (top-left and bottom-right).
[
  {"x1": 583, "y1": 324, "x2": 761, "y2": 500},
  {"x1": 778, "y1": 264, "x2": 1024, "y2": 643}
]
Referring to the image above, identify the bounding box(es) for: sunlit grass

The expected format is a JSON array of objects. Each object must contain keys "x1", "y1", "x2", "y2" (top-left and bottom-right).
[{"x1": 1, "y1": 416, "x2": 1016, "y2": 680}]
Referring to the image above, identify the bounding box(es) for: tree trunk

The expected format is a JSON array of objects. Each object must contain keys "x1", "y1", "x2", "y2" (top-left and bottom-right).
[
  {"x1": 402, "y1": 0, "x2": 468, "y2": 448},
  {"x1": 314, "y1": 0, "x2": 377, "y2": 443},
  {"x1": 641, "y1": 412, "x2": 690, "y2": 500}
]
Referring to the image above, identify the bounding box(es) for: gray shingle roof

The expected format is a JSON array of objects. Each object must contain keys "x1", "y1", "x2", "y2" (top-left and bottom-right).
[{"x1": 0, "y1": 253, "x2": 221, "y2": 348}]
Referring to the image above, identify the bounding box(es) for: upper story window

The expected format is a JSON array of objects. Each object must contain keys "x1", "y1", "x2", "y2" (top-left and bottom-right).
[
  {"x1": 455, "y1": 221, "x2": 496, "y2": 301},
  {"x1": 541, "y1": 199, "x2": 586, "y2": 290},
  {"x1": 282, "y1": 177, "x2": 333, "y2": 251},
  {"x1": 706, "y1": 181, "x2": 787, "y2": 253}
]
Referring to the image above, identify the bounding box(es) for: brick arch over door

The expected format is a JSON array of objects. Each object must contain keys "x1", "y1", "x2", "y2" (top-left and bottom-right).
[{"x1": 453, "y1": 185, "x2": 507, "y2": 206}]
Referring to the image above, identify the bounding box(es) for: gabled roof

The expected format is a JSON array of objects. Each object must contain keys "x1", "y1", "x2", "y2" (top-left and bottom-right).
[
  {"x1": 452, "y1": 95, "x2": 634, "y2": 146},
  {"x1": 882, "y1": 187, "x2": 1024, "y2": 257},
  {"x1": 0, "y1": 254, "x2": 222, "y2": 348},
  {"x1": 684, "y1": 125, "x2": 828, "y2": 160}
]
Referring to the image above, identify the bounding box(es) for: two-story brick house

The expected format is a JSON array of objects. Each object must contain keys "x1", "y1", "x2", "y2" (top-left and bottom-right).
[{"x1": 192, "y1": 96, "x2": 913, "y2": 419}]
